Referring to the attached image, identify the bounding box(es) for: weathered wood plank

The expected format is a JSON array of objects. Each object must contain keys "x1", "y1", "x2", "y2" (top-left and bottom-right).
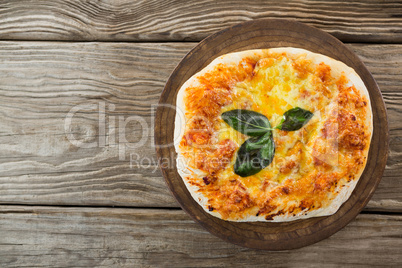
[
  {"x1": 0, "y1": 0, "x2": 401, "y2": 43},
  {"x1": 0, "y1": 206, "x2": 401, "y2": 267},
  {"x1": 0, "y1": 42, "x2": 400, "y2": 211}
]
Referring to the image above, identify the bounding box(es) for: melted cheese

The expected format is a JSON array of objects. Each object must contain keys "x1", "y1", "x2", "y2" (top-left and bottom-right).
[{"x1": 178, "y1": 50, "x2": 371, "y2": 221}]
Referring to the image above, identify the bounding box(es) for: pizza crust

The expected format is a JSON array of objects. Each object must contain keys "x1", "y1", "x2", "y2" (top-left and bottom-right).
[{"x1": 174, "y1": 48, "x2": 372, "y2": 222}]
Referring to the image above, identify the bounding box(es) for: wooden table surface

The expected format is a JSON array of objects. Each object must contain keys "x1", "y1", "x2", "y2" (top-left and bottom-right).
[{"x1": 0, "y1": 1, "x2": 401, "y2": 267}]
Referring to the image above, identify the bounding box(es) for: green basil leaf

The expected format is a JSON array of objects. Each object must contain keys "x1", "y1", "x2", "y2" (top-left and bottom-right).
[
  {"x1": 277, "y1": 107, "x2": 314, "y2": 131},
  {"x1": 221, "y1": 109, "x2": 271, "y2": 136},
  {"x1": 234, "y1": 131, "x2": 275, "y2": 177},
  {"x1": 258, "y1": 134, "x2": 275, "y2": 168}
]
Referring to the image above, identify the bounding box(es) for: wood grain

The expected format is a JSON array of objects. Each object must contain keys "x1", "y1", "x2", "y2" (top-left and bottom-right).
[
  {"x1": 0, "y1": 0, "x2": 401, "y2": 43},
  {"x1": 0, "y1": 41, "x2": 400, "y2": 211},
  {"x1": 0, "y1": 206, "x2": 401, "y2": 267}
]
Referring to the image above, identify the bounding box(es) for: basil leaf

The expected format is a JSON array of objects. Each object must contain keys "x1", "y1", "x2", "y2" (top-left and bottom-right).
[
  {"x1": 234, "y1": 131, "x2": 275, "y2": 177},
  {"x1": 243, "y1": 130, "x2": 273, "y2": 151},
  {"x1": 258, "y1": 134, "x2": 275, "y2": 168},
  {"x1": 221, "y1": 109, "x2": 271, "y2": 136},
  {"x1": 277, "y1": 107, "x2": 314, "y2": 131}
]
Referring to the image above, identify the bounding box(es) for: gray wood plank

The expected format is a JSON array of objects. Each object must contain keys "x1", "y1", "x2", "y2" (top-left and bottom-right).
[
  {"x1": 0, "y1": 0, "x2": 401, "y2": 42},
  {"x1": 0, "y1": 42, "x2": 400, "y2": 211},
  {"x1": 0, "y1": 206, "x2": 401, "y2": 267}
]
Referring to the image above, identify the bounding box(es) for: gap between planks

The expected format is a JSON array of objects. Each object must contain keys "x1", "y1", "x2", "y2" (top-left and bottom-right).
[{"x1": 0, "y1": 204, "x2": 400, "y2": 217}]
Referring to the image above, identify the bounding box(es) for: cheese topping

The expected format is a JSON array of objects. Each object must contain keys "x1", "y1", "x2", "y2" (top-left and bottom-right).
[{"x1": 177, "y1": 49, "x2": 371, "y2": 221}]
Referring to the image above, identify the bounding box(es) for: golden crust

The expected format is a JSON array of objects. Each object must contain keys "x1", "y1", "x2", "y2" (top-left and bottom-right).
[{"x1": 174, "y1": 48, "x2": 372, "y2": 222}]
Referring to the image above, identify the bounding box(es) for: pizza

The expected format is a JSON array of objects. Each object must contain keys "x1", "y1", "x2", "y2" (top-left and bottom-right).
[{"x1": 174, "y1": 47, "x2": 372, "y2": 222}]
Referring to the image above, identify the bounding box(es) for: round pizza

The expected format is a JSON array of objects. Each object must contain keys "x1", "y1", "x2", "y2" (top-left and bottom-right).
[{"x1": 174, "y1": 47, "x2": 372, "y2": 222}]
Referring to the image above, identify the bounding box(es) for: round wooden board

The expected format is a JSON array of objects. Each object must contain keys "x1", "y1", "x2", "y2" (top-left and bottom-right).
[{"x1": 154, "y1": 19, "x2": 389, "y2": 250}]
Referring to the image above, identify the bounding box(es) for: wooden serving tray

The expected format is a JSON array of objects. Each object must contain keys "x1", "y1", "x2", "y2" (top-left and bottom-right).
[{"x1": 154, "y1": 19, "x2": 388, "y2": 250}]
